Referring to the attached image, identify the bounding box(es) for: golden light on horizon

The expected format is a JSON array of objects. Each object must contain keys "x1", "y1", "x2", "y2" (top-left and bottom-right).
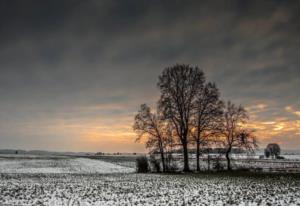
[{"x1": 241, "y1": 102, "x2": 299, "y2": 149}]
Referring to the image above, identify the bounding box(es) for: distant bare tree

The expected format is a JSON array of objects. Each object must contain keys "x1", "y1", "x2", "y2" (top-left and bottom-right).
[
  {"x1": 265, "y1": 143, "x2": 281, "y2": 159},
  {"x1": 220, "y1": 101, "x2": 258, "y2": 170},
  {"x1": 191, "y1": 82, "x2": 224, "y2": 171},
  {"x1": 133, "y1": 104, "x2": 167, "y2": 172},
  {"x1": 158, "y1": 64, "x2": 205, "y2": 172}
]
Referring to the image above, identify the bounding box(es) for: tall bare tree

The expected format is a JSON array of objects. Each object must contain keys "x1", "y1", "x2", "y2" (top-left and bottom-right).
[
  {"x1": 158, "y1": 64, "x2": 205, "y2": 171},
  {"x1": 191, "y1": 82, "x2": 223, "y2": 171},
  {"x1": 220, "y1": 101, "x2": 257, "y2": 170},
  {"x1": 133, "y1": 104, "x2": 167, "y2": 172}
]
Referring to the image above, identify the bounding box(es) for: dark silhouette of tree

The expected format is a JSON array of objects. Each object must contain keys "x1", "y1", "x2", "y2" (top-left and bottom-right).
[
  {"x1": 265, "y1": 143, "x2": 281, "y2": 159},
  {"x1": 191, "y1": 82, "x2": 224, "y2": 172},
  {"x1": 133, "y1": 104, "x2": 167, "y2": 172},
  {"x1": 158, "y1": 64, "x2": 205, "y2": 172},
  {"x1": 136, "y1": 156, "x2": 149, "y2": 173},
  {"x1": 220, "y1": 101, "x2": 258, "y2": 170},
  {"x1": 264, "y1": 147, "x2": 270, "y2": 158},
  {"x1": 134, "y1": 64, "x2": 260, "y2": 172}
]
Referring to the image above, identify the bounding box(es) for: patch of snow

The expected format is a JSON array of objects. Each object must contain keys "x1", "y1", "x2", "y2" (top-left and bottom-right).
[
  {"x1": 0, "y1": 157, "x2": 134, "y2": 174},
  {"x1": 68, "y1": 158, "x2": 135, "y2": 173}
]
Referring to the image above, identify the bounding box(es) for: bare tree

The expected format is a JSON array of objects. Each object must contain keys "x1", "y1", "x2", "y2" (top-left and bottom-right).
[
  {"x1": 265, "y1": 143, "x2": 281, "y2": 159},
  {"x1": 220, "y1": 101, "x2": 257, "y2": 170},
  {"x1": 133, "y1": 104, "x2": 167, "y2": 172},
  {"x1": 191, "y1": 82, "x2": 224, "y2": 171},
  {"x1": 158, "y1": 64, "x2": 205, "y2": 171}
]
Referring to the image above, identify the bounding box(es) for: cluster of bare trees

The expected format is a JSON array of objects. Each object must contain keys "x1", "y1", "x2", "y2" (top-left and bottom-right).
[{"x1": 133, "y1": 64, "x2": 257, "y2": 172}]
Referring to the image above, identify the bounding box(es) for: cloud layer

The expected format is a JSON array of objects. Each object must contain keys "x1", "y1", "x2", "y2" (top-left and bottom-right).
[{"x1": 0, "y1": 0, "x2": 299, "y2": 152}]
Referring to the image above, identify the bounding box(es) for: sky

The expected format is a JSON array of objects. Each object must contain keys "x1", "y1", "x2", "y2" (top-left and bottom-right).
[{"x1": 0, "y1": 0, "x2": 299, "y2": 152}]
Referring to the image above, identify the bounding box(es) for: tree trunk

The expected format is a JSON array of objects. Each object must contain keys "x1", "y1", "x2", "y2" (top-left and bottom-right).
[
  {"x1": 158, "y1": 141, "x2": 166, "y2": 172},
  {"x1": 207, "y1": 150, "x2": 210, "y2": 171},
  {"x1": 196, "y1": 140, "x2": 200, "y2": 172},
  {"x1": 160, "y1": 151, "x2": 166, "y2": 172},
  {"x1": 183, "y1": 141, "x2": 190, "y2": 172},
  {"x1": 226, "y1": 149, "x2": 231, "y2": 171}
]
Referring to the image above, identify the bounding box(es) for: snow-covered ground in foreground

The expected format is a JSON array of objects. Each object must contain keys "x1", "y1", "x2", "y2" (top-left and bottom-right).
[
  {"x1": 0, "y1": 155, "x2": 300, "y2": 205},
  {"x1": 0, "y1": 157, "x2": 134, "y2": 174},
  {"x1": 0, "y1": 173, "x2": 299, "y2": 206}
]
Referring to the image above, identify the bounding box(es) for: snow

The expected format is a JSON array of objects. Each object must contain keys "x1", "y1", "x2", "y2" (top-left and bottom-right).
[
  {"x1": 0, "y1": 173, "x2": 299, "y2": 205},
  {"x1": 0, "y1": 155, "x2": 300, "y2": 205},
  {"x1": 69, "y1": 158, "x2": 135, "y2": 174},
  {"x1": 0, "y1": 157, "x2": 134, "y2": 174},
  {"x1": 283, "y1": 154, "x2": 300, "y2": 160}
]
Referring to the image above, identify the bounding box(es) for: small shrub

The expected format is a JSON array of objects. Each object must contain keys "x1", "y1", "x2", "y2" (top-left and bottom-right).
[
  {"x1": 264, "y1": 148, "x2": 270, "y2": 158},
  {"x1": 277, "y1": 156, "x2": 285, "y2": 159},
  {"x1": 149, "y1": 155, "x2": 161, "y2": 172},
  {"x1": 136, "y1": 156, "x2": 149, "y2": 173}
]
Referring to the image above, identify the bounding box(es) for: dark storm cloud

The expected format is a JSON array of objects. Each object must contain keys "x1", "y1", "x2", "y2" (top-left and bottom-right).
[{"x1": 0, "y1": 0, "x2": 299, "y2": 151}]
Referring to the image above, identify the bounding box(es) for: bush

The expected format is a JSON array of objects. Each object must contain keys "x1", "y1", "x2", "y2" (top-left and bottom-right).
[
  {"x1": 264, "y1": 148, "x2": 270, "y2": 158},
  {"x1": 136, "y1": 156, "x2": 149, "y2": 173},
  {"x1": 277, "y1": 156, "x2": 285, "y2": 159},
  {"x1": 149, "y1": 155, "x2": 161, "y2": 172}
]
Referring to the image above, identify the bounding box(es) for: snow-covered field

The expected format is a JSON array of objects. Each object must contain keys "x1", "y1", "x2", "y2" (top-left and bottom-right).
[
  {"x1": 0, "y1": 173, "x2": 300, "y2": 205},
  {"x1": 0, "y1": 156, "x2": 134, "y2": 174},
  {"x1": 0, "y1": 155, "x2": 300, "y2": 205}
]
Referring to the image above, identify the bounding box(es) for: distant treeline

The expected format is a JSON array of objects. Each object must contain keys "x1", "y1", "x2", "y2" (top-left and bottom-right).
[{"x1": 0, "y1": 149, "x2": 93, "y2": 156}]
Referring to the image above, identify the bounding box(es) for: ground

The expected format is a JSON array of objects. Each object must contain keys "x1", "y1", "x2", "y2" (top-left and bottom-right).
[
  {"x1": 0, "y1": 155, "x2": 300, "y2": 205},
  {"x1": 0, "y1": 155, "x2": 134, "y2": 174}
]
